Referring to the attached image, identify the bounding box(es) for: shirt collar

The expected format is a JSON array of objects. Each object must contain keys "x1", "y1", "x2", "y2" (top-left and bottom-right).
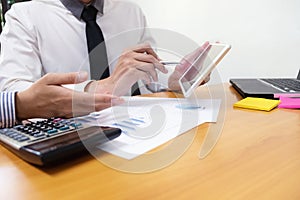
[{"x1": 60, "y1": 0, "x2": 104, "y2": 20}]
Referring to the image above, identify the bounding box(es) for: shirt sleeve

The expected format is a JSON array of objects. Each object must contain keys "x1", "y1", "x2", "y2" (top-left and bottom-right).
[
  {"x1": 0, "y1": 92, "x2": 16, "y2": 128},
  {"x1": 0, "y1": 4, "x2": 41, "y2": 92}
]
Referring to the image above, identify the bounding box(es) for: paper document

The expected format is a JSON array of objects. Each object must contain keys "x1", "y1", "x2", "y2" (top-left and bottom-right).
[{"x1": 83, "y1": 97, "x2": 221, "y2": 160}]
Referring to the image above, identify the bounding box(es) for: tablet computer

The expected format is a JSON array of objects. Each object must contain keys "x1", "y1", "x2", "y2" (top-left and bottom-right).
[{"x1": 179, "y1": 43, "x2": 231, "y2": 97}]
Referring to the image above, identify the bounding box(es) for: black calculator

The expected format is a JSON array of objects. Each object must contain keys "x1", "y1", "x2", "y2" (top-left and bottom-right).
[{"x1": 0, "y1": 117, "x2": 121, "y2": 166}]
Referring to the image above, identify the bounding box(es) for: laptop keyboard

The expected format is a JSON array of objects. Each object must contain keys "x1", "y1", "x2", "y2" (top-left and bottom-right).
[{"x1": 261, "y1": 79, "x2": 300, "y2": 92}]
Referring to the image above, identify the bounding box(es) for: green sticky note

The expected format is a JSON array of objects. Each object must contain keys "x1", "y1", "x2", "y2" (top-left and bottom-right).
[{"x1": 234, "y1": 97, "x2": 280, "y2": 111}]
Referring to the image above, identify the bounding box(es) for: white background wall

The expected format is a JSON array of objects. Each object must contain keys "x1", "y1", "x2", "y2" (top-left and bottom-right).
[{"x1": 131, "y1": 0, "x2": 300, "y2": 84}]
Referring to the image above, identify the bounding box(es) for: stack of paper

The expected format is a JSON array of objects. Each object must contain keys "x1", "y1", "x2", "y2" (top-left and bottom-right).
[{"x1": 85, "y1": 97, "x2": 221, "y2": 160}]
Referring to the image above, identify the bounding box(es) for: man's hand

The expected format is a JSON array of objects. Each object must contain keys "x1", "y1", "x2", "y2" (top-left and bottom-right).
[
  {"x1": 168, "y1": 41, "x2": 211, "y2": 91},
  {"x1": 86, "y1": 43, "x2": 168, "y2": 96},
  {"x1": 16, "y1": 72, "x2": 123, "y2": 120}
]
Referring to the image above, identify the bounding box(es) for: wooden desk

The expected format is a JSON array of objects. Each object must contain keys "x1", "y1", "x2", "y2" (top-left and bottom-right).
[{"x1": 1, "y1": 84, "x2": 299, "y2": 200}]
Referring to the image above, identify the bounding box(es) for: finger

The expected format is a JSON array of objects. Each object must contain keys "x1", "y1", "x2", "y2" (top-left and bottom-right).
[
  {"x1": 94, "y1": 93, "x2": 123, "y2": 103},
  {"x1": 119, "y1": 57, "x2": 158, "y2": 82},
  {"x1": 91, "y1": 94, "x2": 124, "y2": 111},
  {"x1": 94, "y1": 95, "x2": 125, "y2": 110},
  {"x1": 131, "y1": 43, "x2": 160, "y2": 59},
  {"x1": 185, "y1": 41, "x2": 210, "y2": 63},
  {"x1": 201, "y1": 41, "x2": 210, "y2": 50},
  {"x1": 135, "y1": 70, "x2": 152, "y2": 85},
  {"x1": 38, "y1": 71, "x2": 88, "y2": 85},
  {"x1": 177, "y1": 41, "x2": 210, "y2": 72},
  {"x1": 131, "y1": 51, "x2": 158, "y2": 63},
  {"x1": 72, "y1": 92, "x2": 123, "y2": 114},
  {"x1": 133, "y1": 53, "x2": 168, "y2": 74},
  {"x1": 135, "y1": 62, "x2": 158, "y2": 82},
  {"x1": 115, "y1": 64, "x2": 152, "y2": 85},
  {"x1": 76, "y1": 92, "x2": 120, "y2": 104}
]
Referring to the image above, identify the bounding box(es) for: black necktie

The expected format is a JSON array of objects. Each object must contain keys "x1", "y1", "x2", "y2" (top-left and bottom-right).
[
  {"x1": 82, "y1": 5, "x2": 140, "y2": 95},
  {"x1": 81, "y1": 5, "x2": 109, "y2": 80},
  {"x1": 131, "y1": 82, "x2": 141, "y2": 96}
]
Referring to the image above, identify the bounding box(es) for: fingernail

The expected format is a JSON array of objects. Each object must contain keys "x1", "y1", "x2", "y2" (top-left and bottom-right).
[{"x1": 78, "y1": 71, "x2": 88, "y2": 82}]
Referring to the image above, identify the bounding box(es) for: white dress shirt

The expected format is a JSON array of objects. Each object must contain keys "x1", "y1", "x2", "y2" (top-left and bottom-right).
[{"x1": 0, "y1": 0, "x2": 154, "y2": 93}]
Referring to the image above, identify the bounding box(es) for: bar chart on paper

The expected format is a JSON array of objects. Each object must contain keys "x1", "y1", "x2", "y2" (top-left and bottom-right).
[{"x1": 86, "y1": 97, "x2": 221, "y2": 159}]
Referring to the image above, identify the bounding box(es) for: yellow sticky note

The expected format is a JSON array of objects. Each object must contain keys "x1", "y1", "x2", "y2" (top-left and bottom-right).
[{"x1": 233, "y1": 97, "x2": 280, "y2": 111}]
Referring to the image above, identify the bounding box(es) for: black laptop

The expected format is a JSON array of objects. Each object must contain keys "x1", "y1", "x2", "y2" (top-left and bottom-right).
[{"x1": 230, "y1": 69, "x2": 300, "y2": 99}]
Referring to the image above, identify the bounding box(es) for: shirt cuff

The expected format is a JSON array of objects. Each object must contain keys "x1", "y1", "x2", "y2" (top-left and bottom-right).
[{"x1": 0, "y1": 92, "x2": 17, "y2": 128}]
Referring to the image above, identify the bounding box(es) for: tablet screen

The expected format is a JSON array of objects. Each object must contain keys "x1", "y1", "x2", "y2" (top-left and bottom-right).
[{"x1": 179, "y1": 43, "x2": 231, "y2": 97}]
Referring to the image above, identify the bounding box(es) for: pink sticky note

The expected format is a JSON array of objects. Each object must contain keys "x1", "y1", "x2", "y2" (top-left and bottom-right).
[
  {"x1": 274, "y1": 93, "x2": 300, "y2": 98},
  {"x1": 278, "y1": 97, "x2": 300, "y2": 109}
]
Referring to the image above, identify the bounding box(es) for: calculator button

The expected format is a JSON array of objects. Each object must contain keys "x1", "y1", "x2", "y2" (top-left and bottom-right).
[
  {"x1": 70, "y1": 122, "x2": 82, "y2": 128},
  {"x1": 31, "y1": 130, "x2": 40, "y2": 135},
  {"x1": 35, "y1": 124, "x2": 42, "y2": 129},
  {"x1": 9, "y1": 133, "x2": 19, "y2": 138},
  {"x1": 47, "y1": 129, "x2": 58, "y2": 134},
  {"x1": 23, "y1": 127, "x2": 30, "y2": 132},
  {"x1": 54, "y1": 124, "x2": 64, "y2": 129},
  {"x1": 13, "y1": 135, "x2": 23, "y2": 140},
  {"x1": 17, "y1": 136, "x2": 30, "y2": 142},
  {"x1": 47, "y1": 122, "x2": 53, "y2": 126},
  {"x1": 53, "y1": 118, "x2": 62, "y2": 123},
  {"x1": 33, "y1": 133, "x2": 46, "y2": 138},
  {"x1": 14, "y1": 125, "x2": 24, "y2": 130},
  {"x1": 44, "y1": 127, "x2": 52, "y2": 131},
  {"x1": 59, "y1": 126, "x2": 70, "y2": 131}
]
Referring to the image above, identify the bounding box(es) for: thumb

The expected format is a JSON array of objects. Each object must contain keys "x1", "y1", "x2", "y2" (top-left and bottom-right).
[{"x1": 38, "y1": 71, "x2": 88, "y2": 85}]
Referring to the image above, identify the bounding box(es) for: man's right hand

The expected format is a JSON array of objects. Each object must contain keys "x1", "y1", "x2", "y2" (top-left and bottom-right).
[
  {"x1": 16, "y1": 72, "x2": 123, "y2": 120},
  {"x1": 86, "y1": 43, "x2": 168, "y2": 96}
]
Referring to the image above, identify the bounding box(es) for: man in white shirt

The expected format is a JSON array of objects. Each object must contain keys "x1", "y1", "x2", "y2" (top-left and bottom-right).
[
  {"x1": 0, "y1": 0, "x2": 210, "y2": 127},
  {"x1": 0, "y1": 0, "x2": 168, "y2": 96}
]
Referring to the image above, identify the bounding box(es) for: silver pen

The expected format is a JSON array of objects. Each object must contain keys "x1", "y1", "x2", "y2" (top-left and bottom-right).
[{"x1": 159, "y1": 61, "x2": 180, "y2": 65}]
